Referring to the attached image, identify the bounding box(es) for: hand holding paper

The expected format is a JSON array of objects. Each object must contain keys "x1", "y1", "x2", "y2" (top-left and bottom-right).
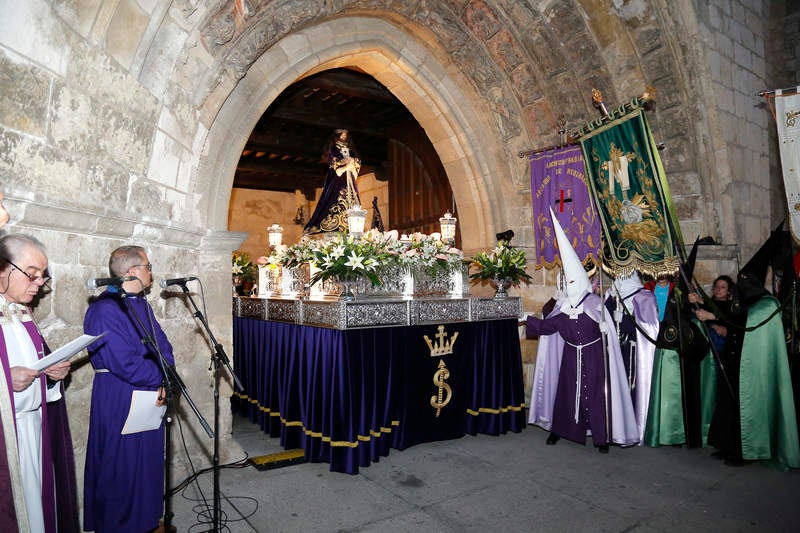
[
  {"x1": 42, "y1": 360, "x2": 70, "y2": 381},
  {"x1": 122, "y1": 390, "x2": 167, "y2": 434},
  {"x1": 30, "y1": 333, "x2": 105, "y2": 372}
]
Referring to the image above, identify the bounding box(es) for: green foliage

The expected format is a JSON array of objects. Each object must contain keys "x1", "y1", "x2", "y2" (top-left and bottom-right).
[
  {"x1": 231, "y1": 250, "x2": 256, "y2": 283},
  {"x1": 307, "y1": 233, "x2": 388, "y2": 286},
  {"x1": 470, "y1": 241, "x2": 532, "y2": 286}
]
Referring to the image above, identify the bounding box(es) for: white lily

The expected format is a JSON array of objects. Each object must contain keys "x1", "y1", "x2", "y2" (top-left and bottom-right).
[{"x1": 344, "y1": 251, "x2": 366, "y2": 271}]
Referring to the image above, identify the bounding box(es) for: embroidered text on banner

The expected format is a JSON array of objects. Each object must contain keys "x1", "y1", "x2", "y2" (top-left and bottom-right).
[{"x1": 530, "y1": 145, "x2": 601, "y2": 269}]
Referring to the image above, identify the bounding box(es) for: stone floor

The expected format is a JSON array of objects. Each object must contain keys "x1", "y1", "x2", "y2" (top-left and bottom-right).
[{"x1": 168, "y1": 413, "x2": 800, "y2": 532}]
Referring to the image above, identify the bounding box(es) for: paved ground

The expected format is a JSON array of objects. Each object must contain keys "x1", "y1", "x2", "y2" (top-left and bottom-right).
[{"x1": 169, "y1": 414, "x2": 800, "y2": 532}]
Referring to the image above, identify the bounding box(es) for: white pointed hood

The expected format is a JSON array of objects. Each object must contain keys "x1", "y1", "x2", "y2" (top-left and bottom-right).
[
  {"x1": 613, "y1": 271, "x2": 643, "y2": 300},
  {"x1": 550, "y1": 207, "x2": 591, "y2": 307}
]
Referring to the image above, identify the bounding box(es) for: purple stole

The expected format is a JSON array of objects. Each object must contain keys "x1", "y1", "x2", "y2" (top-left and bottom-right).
[{"x1": 0, "y1": 309, "x2": 57, "y2": 533}]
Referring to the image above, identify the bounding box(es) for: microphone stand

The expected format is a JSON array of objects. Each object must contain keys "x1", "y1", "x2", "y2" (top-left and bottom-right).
[
  {"x1": 118, "y1": 289, "x2": 213, "y2": 532},
  {"x1": 176, "y1": 281, "x2": 243, "y2": 532}
]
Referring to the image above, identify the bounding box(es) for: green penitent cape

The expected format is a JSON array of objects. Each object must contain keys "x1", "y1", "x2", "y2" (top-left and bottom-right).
[{"x1": 739, "y1": 296, "x2": 800, "y2": 470}]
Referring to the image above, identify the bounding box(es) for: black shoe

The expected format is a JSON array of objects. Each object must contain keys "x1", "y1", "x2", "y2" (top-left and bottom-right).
[
  {"x1": 546, "y1": 432, "x2": 560, "y2": 445},
  {"x1": 597, "y1": 444, "x2": 609, "y2": 454},
  {"x1": 710, "y1": 450, "x2": 728, "y2": 460}
]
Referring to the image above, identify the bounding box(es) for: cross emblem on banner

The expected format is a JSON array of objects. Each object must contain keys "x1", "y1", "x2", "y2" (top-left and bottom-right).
[{"x1": 554, "y1": 189, "x2": 572, "y2": 213}]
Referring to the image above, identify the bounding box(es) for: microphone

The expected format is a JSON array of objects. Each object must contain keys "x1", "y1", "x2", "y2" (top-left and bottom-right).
[
  {"x1": 159, "y1": 276, "x2": 199, "y2": 288},
  {"x1": 86, "y1": 276, "x2": 136, "y2": 290}
]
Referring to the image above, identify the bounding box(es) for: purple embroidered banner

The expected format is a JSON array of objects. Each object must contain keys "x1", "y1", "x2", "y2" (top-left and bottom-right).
[{"x1": 530, "y1": 145, "x2": 601, "y2": 269}]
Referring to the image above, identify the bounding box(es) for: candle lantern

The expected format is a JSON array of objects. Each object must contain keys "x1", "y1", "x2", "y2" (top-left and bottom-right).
[
  {"x1": 346, "y1": 205, "x2": 367, "y2": 238},
  {"x1": 268, "y1": 223, "x2": 283, "y2": 248},
  {"x1": 439, "y1": 212, "x2": 457, "y2": 245}
]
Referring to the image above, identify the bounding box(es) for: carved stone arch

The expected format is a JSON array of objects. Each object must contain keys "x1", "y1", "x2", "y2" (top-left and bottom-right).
[{"x1": 196, "y1": 17, "x2": 513, "y2": 252}]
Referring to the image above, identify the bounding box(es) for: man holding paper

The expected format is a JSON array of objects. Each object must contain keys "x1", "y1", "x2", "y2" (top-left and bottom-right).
[
  {"x1": 83, "y1": 245, "x2": 174, "y2": 533},
  {"x1": 0, "y1": 233, "x2": 79, "y2": 532}
]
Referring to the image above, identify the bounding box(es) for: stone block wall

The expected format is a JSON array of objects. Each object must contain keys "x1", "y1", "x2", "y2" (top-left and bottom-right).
[
  {"x1": 785, "y1": 7, "x2": 800, "y2": 82},
  {"x1": 695, "y1": 0, "x2": 776, "y2": 262}
]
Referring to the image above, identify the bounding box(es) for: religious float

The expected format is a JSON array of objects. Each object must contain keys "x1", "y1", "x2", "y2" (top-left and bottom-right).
[{"x1": 231, "y1": 210, "x2": 529, "y2": 473}]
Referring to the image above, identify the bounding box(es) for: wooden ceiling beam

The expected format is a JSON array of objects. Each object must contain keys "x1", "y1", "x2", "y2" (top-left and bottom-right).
[
  {"x1": 237, "y1": 157, "x2": 326, "y2": 177},
  {"x1": 295, "y1": 70, "x2": 400, "y2": 103}
]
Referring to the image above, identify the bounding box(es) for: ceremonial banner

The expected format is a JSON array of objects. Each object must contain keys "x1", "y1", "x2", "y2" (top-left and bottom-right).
[
  {"x1": 530, "y1": 145, "x2": 601, "y2": 269},
  {"x1": 578, "y1": 105, "x2": 682, "y2": 276},
  {"x1": 772, "y1": 88, "x2": 800, "y2": 242}
]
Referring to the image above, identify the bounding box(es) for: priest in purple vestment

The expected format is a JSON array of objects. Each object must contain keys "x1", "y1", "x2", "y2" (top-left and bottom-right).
[
  {"x1": 526, "y1": 209, "x2": 638, "y2": 451},
  {"x1": 83, "y1": 245, "x2": 174, "y2": 533},
  {"x1": 0, "y1": 233, "x2": 79, "y2": 532}
]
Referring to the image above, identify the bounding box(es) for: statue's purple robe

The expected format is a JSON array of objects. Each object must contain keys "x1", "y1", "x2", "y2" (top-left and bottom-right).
[
  {"x1": 303, "y1": 141, "x2": 362, "y2": 234},
  {"x1": 83, "y1": 289, "x2": 174, "y2": 533},
  {"x1": 0, "y1": 307, "x2": 79, "y2": 533},
  {"x1": 526, "y1": 292, "x2": 639, "y2": 446}
]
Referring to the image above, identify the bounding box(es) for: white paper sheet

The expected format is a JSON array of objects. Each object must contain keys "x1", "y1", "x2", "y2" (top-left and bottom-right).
[
  {"x1": 121, "y1": 390, "x2": 167, "y2": 435},
  {"x1": 30, "y1": 333, "x2": 105, "y2": 372}
]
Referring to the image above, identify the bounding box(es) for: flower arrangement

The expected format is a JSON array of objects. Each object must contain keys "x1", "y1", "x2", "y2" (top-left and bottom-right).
[
  {"x1": 470, "y1": 240, "x2": 532, "y2": 286},
  {"x1": 308, "y1": 234, "x2": 389, "y2": 287},
  {"x1": 279, "y1": 241, "x2": 319, "y2": 269},
  {"x1": 399, "y1": 232, "x2": 463, "y2": 273},
  {"x1": 231, "y1": 250, "x2": 256, "y2": 283},
  {"x1": 260, "y1": 231, "x2": 465, "y2": 297}
]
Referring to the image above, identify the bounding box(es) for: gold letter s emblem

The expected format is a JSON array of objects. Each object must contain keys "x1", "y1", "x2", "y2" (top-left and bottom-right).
[{"x1": 430, "y1": 359, "x2": 452, "y2": 417}]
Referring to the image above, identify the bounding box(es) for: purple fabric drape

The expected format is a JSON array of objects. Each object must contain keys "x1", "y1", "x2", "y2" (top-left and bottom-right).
[
  {"x1": 530, "y1": 145, "x2": 601, "y2": 268},
  {"x1": 232, "y1": 318, "x2": 526, "y2": 474}
]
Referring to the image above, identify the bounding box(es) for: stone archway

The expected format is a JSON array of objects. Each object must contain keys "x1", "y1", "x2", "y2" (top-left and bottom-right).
[{"x1": 197, "y1": 17, "x2": 515, "y2": 254}]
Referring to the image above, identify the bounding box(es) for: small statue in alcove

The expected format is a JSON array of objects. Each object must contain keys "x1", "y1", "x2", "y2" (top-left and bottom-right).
[{"x1": 303, "y1": 129, "x2": 362, "y2": 235}]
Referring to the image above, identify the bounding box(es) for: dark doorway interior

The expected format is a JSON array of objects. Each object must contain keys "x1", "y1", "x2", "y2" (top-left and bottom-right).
[{"x1": 233, "y1": 68, "x2": 459, "y2": 243}]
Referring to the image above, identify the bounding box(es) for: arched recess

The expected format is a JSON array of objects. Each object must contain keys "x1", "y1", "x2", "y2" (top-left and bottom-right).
[{"x1": 197, "y1": 17, "x2": 514, "y2": 253}]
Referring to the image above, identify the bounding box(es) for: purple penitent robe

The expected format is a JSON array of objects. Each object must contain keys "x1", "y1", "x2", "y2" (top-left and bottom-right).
[
  {"x1": 83, "y1": 289, "x2": 174, "y2": 533},
  {"x1": 526, "y1": 293, "x2": 638, "y2": 446}
]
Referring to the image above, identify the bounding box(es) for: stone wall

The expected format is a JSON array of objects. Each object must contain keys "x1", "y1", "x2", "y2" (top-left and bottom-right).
[
  {"x1": 0, "y1": 0, "x2": 243, "y2": 510},
  {"x1": 691, "y1": 0, "x2": 775, "y2": 261},
  {"x1": 784, "y1": 4, "x2": 800, "y2": 83}
]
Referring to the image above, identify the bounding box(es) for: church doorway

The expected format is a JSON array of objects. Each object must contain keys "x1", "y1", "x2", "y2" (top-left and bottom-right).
[{"x1": 228, "y1": 67, "x2": 459, "y2": 256}]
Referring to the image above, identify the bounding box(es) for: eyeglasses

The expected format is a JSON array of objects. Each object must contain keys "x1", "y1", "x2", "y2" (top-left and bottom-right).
[
  {"x1": 2, "y1": 258, "x2": 51, "y2": 286},
  {"x1": 132, "y1": 263, "x2": 153, "y2": 272}
]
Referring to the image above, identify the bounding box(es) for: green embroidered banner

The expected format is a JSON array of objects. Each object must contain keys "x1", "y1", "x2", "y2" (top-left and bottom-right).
[{"x1": 578, "y1": 104, "x2": 682, "y2": 277}]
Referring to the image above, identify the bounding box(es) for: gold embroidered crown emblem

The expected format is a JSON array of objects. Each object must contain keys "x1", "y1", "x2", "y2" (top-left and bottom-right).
[{"x1": 424, "y1": 325, "x2": 459, "y2": 357}]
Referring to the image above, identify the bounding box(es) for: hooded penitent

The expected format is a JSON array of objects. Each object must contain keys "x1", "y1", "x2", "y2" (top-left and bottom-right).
[
  {"x1": 526, "y1": 208, "x2": 640, "y2": 446},
  {"x1": 737, "y1": 226, "x2": 782, "y2": 308},
  {"x1": 708, "y1": 223, "x2": 800, "y2": 469},
  {"x1": 613, "y1": 271, "x2": 644, "y2": 300},
  {"x1": 550, "y1": 207, "x2": 591, "y2": 308}
]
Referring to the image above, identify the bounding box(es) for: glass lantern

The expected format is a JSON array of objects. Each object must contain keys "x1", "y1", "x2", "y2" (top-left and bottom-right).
[
  {"x1": 268, "y1": 223, "x2": 283, "y2": 248},
  {"x1": 346, "y1": 205, "x2": 367, "y2": 238},
  {"x1": 439, "y1": 212, "x2": 457, "y2": 245}
]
